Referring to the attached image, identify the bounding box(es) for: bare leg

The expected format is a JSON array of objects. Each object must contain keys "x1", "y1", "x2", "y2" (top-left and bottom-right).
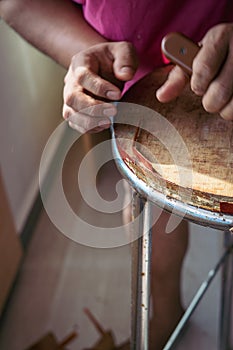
[{"x1": 150, "y1": 209, "x2": 189, "y2": 350}]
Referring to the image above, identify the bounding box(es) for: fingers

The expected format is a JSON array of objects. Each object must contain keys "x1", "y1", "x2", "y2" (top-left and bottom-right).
[
  {"x1": 65, "y1": 60, "x2": 121, "y2": 102},
  {"x1": 156, "y1": 65, "x2": 188, "y2": 102},
  {"x1": 111, "y1": 41, "x2": 138, "y2": 81},
  {"x1": 157, "y1": 24, "x2": 233, "y2": 120},
  {"x1": 201, "y1": 51, "x2": 233, "y2": 114},
  {"x1": 77, "y1": 67, "x2": 121, "y2": 100},
  {"x1": 63, "y1": 98, "x2": 116, "y2": 133},
  {"x1": 65, "y1": 41, "x2": 138, "y2": 103},
  {"x1": 191, "y1": 24, "x2": 233, "y2": 120},
  {"x1": 220, "y1": 98, "x2": 233, "y2": 120},
  {"x1": 63, "y1": 78, "x2": 117, "y2": 133},
  {"x1": 64, "y1": 79, "x2": 117, "y2": 116},
  {"x1": 63, "y1": 41, "x2": 138, "y2": 133},
  {"x1": 68, "y1": 114, "x2": 111, "y2": 134},
  {"x1": 191, "y1": 25, "x2": 229, "y2": 96}
]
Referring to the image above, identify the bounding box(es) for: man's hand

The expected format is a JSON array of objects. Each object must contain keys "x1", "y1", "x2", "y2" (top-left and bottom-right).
[
  {"x1": 63, "y1": 41, "x2": 138, "y2": 133},
  {"x1": 156, "y1": 23, "x2": 233, "y2": 120}
]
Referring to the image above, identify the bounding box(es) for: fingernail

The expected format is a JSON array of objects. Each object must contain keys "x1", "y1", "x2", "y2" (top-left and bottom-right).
[
  {"x1": 156, "y1": 87, "x2": 163, "y2": 97},
  {"x1": 106, "y1": 91, "x2": 121, "y2": 100},
  {"x1": 98, "y1": 119, "x2": 110, "y2": 128},
  {"x1": 192, "y1": 85, "x2": 204, "y2": 96},
  {"x1": 120, "y1": 66, "x2": 134, "y2": 75},
  {"x1": 103, "y1": 107, "x2": 116, "y2": 116}
]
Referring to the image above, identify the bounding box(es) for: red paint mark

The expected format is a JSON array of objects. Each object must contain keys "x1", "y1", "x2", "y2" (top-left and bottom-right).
[{"x1": 220, "y1": 202, "x2": 233, "y2": 215}]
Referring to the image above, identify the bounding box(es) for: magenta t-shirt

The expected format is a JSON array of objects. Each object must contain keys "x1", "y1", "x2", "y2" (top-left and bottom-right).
[{"x1": 73, "y1": 0, "x2": 233, "y2": 89}]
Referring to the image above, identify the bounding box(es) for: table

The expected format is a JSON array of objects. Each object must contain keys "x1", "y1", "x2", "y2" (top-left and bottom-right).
[{"x1": 111, "y1": 67, "x2": 233, "y2": 350}]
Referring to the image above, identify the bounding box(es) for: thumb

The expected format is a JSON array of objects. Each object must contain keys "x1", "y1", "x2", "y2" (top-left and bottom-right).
[
  {"x1": 156, "y1": 65, "x2": 188, "y2": 102},
  {"x1": 111, "y1": 42, "x2": 139, "y2": 81}
]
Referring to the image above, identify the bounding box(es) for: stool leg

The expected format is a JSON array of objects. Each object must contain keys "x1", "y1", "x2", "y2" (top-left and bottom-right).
[
  {"x1": 131, "y1": 193, "x2": 152, "y2": 350},
  {"x1": 219, "y1": 230, "x2": 233, "y2": 350},
  {"x1": 163, "y1": 231, "x2": 233, "y2": 350}
]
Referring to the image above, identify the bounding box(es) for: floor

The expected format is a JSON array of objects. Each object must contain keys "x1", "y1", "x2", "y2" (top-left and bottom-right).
[{"x1": 0, "y1": 130, "x2": 232, "y2": 350}]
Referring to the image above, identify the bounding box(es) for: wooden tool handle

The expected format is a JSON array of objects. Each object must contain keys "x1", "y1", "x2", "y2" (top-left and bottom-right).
[{"x1": 161, "y1": 32, "x2": 200, "y2": 75}]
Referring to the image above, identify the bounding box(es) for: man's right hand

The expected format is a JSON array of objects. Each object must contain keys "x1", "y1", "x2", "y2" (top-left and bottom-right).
[{"x1": 156, "y1": 23, "x2": 233, "y2": 121}]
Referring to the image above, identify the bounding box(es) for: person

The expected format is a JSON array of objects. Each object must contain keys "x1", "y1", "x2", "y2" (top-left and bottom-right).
[{"x1": 1, "y1": 1, "x2": 232, "y2": 349}]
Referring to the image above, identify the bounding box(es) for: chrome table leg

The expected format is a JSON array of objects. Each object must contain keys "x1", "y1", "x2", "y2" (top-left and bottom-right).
[
  {"x1": 219, "y1": 231, "x2": 233, "y2": 350},
  {"x1": 163, "y1": 230, "x2": 233, "y2": 350},
  {"x1": 131, "y1": 193, "x2": 152, "y2": 350}
]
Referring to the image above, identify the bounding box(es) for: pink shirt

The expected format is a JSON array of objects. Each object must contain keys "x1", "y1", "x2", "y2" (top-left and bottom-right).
[{"x1": 73, "y1": 0, "x2": 233, "y2": 90}]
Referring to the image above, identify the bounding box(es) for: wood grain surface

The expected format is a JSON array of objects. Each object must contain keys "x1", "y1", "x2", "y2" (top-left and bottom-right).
[{"x1": 114, "y1": 67, "x2": 233, "y2": 213}]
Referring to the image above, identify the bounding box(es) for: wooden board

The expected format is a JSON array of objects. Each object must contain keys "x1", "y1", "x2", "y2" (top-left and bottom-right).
[{"x1": 114, "y1": 67, "x2": 233, "y2": 213}]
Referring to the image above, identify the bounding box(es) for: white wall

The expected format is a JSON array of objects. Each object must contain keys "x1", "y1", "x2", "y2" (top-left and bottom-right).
[{"x1": 0, "y1": 20, "x2": 66, "y2": 233}]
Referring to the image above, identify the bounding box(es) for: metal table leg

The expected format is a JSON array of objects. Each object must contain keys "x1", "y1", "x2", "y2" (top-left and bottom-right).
[
  {"x1": 128, "y1": 191, "x2": 233, "y2": 350},
  {"x1": 162, "y1": 229, "x2": 233, "y2": 350},
  {"x1": 131, "y1": 192, "x2": 152, "y2": 350},
  {"x1": 219, "y1": 231, "x2": 233, "y2": 350}
]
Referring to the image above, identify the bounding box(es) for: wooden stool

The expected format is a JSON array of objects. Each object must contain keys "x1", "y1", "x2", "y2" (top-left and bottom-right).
[{"x1": 111, "y1": 67, "x2": 233, "y2": 350}]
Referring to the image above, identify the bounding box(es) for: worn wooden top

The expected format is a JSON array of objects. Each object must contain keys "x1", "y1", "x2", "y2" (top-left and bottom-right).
[{"x1": 114, "y1": 67, "x2": 233, "y2": 213}]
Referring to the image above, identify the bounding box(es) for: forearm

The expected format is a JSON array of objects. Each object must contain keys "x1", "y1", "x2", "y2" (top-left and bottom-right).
[{"x1": 0, "y1": 0, "x2": 106, "y2": 68}]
